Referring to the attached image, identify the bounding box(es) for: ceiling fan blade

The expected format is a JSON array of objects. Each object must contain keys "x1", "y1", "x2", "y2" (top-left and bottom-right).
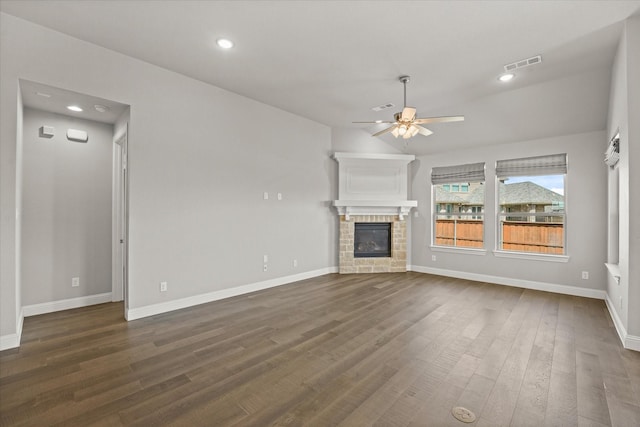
[
  {"x1": 416, "y1": 125, "x2": 433, "y2": 136},
  {"x1": 352, "y1": 121, "x2": 395, "y2": 124},
  {"x1": 413, "y1": 115, "x2": 464, "y2": 125},
  {"x1": 401, "y1": 107, "x2": 416, "y2": 121},
  {"x1": 372, "y1": 125, "x2": 397, "y2": 137}
]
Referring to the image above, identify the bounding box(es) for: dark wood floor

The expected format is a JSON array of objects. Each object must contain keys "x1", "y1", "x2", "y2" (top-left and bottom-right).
[{"x1": 1, "y1": 273, "x2": 639, "y2": 426}]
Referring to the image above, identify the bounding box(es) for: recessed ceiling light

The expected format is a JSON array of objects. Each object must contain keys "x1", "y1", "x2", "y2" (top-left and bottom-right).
[
  {"x1": 498, "y1": 73, "x2": 515, "y2": 82},
  {"x1": 216, "y1": 38, "x2": 234, "y2": 49},
  {"x1": 67, "y1": 105, "x2": 83, "y2": 112},
  {"x1": 375, "y1": 120, "x2": 383, "y2": 123},
  {"x1": 36, "y1": 92, "x2": 51, "y2": 98},
  {"x1": 94, "y1": 104, "x2": 110, "y2": 113}
]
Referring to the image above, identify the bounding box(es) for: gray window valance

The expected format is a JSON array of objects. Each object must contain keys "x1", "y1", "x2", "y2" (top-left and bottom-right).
[
  {"x1": 431, "y1": 162, "x2": 486, "y2": 184},
  {"x1": 496, "y1": 153, "x2": 567, "y2": 178}
]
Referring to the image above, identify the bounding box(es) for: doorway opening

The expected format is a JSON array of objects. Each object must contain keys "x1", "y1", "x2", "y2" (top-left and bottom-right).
[{"x1": 18, "y1": 79, "x2": 130, "y2": 319}]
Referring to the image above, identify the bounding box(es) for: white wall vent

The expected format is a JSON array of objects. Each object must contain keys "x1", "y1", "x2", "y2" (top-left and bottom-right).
[
  {"x1": 504, "y1": 55, "x2": 542, "y2": 72},
  {"x1": 372, "y1": 103, "x2": 395, "y2": 112}
]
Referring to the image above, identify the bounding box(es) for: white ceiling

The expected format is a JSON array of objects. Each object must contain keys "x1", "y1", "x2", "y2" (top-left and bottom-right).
[
  {"x1": 19, "y1": 80, "x2": 128, "y2": 125},
  {"x1": 2, "y1": 0, "x2": 639, "y2": 154}
]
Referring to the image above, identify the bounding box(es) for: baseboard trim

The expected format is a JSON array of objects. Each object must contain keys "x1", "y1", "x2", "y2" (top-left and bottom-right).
[
  {"x1": 604, "y1": 293, "x2": 640, "y2": 351},
  {"x1": 408, "y1": 265, "x2": 607, "y2": 300},
  {"x1": 0, "y1": 333, "x2": 20, "y2": 351},
  {"x1": 626, "y1": 335, "x2": 640, "y2": 352},
  {"x1": 22, "y1": 292, "x2": 113, "y2": 317},
  {"x1": 0, "y1": 309, "x2": 23, "y2": 351},
  {"x1": 126, "y1": 267, "x2": 339, "y2": 321}
]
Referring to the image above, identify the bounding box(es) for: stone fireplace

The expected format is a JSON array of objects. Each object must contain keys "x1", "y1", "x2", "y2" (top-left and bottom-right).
[
  {"x1": 332, "y1": 152, "x2": 417, "y2": 274},
  {"x1": 339, "y1": 215, "x2": 406, "y2": 273}
]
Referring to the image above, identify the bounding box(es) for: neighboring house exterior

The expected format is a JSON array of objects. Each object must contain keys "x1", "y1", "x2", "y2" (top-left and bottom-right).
[{"x1": 435, "y1": 181, "x2": 564, "y2": 222}]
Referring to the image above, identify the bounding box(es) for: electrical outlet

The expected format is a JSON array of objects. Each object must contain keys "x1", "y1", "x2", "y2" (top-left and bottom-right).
[
  {"x1": 160, "y1": 281, "x2": 167, "y2": 292},
  {"x1": 581, "y1": 271, "x2": 589, "y2": 280},
  {"x1": 277, "y1": 193, "x2": 282, "y2": 201},
  {"x1": 432, "y1": 255, "x2": 437, "y2": 262},
  {"x1": 263, "y1": 192, "x2": 269, "y2": 200},
  {"x1": 293, "y1": 259, "x2": 298, "y2": 268},
  {"x1": 263, "y1": 264, "x2": 268, "y2": 272},
  {"x1": 72, "y1": 277, "x2": 80, "y2": 287}
]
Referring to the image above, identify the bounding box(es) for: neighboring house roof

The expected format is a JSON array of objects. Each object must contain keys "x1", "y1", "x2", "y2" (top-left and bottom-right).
[
  {"x1": 435, "y1": 187, "x2": 467, "y2": 204},
  {"x1": 435, "y1": 181, "x2": 563, "y2": 206},
  {"x1": 465, "y1": 185, "x2": 486, "y2": 205},
  {"x1": 499, "y1": 182, "x2": 563, "y2": 205}
]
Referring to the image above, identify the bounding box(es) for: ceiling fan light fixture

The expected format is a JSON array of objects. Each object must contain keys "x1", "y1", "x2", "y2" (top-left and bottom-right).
[{"x1": 352, "y1": 75, "x2": 464, "y2": 140}]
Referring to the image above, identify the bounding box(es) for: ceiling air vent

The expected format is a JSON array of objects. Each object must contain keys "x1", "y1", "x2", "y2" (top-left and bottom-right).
[
  {"x1": 504, "y1": 55, "x2": 542, "y2": 72},
  {"x1": 372, "y1": 103, "x2": 395, "y2": 112}
]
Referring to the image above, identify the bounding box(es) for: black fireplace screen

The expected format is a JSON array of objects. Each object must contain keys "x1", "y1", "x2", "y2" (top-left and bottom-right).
[{"x1": 354, "y1": 223, "x2": 391, "y2": 258}]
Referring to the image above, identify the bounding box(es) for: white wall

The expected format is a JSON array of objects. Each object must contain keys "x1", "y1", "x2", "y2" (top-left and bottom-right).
[
  {"x1": 607, "y1": 15, "x2": 640, "y2": 345},
  {"x1": 626, "y1": 15, "x2": 640, "y2": 341},
  {"x1": 21, "y1": 108, "x2": 113, "y2": 305},
  {"x1": 1, "y1": 13, "x2": 334, "y2": 345},
  {"x1": 331, "y1": 127, "x2": 403, "y2": 154},
  {"x1": 410, "y1": 131, "x2": 607, "y2": 294}
]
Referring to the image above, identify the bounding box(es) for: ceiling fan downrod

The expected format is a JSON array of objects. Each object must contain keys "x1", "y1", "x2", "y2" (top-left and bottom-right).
[{"x1": 399, "y1": 75, "x2": 410, "y2": 108}]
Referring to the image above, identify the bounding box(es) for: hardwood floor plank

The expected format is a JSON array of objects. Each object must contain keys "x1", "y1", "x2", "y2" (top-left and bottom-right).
[{"x1": 0, "y1": 273, "x2": 636, "y2": 427}]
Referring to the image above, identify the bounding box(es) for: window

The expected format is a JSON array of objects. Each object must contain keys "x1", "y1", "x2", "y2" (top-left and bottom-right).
[
  {"x1": 496, "y1": 154, "x2": 567, "y2": 255},
  {"x1": 431, "y1": 163, "x2": 485, "y2": 249},
  {"x1": 441, "y1": 183, "x2": 469, "y2": 193}
]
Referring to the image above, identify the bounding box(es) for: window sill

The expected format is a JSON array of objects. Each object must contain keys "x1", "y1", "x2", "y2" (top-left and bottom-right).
[
  {"x1": 430, "y1": 246, "x2": 487, "y2": 256},
  {"x1": 492, "y1": 250, "x2": 570, "y2": 263},
  {"x1": 605, "y1": 263, "x2": 621, "y2": 284}
]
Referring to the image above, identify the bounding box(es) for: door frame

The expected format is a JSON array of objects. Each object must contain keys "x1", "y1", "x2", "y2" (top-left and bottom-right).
[{"x1": 112, "y1": 127, "x2": 128, "y2": 308}]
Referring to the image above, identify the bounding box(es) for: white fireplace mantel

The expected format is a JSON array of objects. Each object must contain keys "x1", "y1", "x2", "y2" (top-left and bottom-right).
[
  {"x1": 333, "y1": 200, "x2": 418, "y2": 220},
  {"x1": 332, "y1": 152, "x2": 417, "y2": 220}
]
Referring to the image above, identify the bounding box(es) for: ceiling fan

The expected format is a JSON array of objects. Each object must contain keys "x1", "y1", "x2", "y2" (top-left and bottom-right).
[{"x1": 354, "y1": 75, "x2": 464, "y2": 139}]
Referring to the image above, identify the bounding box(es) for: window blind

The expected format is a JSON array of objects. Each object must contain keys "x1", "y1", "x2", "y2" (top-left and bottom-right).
[
  {"x1": 431, "y1": 162, "x2": 485, "y2": 184},
  {"x1": 496, "y1": 153, "x2": 567, "y2": 178}
]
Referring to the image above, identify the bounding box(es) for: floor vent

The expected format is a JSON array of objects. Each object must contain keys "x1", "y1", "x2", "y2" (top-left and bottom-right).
[
  {"x1": 504, "y1": 55, "x2": 542, "y2": 72},
  {"x1": 451, "y1": 407, "x2": 476, "y2": 423}
]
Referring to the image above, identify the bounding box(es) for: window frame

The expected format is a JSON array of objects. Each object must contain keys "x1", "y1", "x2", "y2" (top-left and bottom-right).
[
  {"x1": 431, "y1": 181, "x2": 486, "y2": 252},
  {"x1": 493, "y1": 154, "x2": 569, "y2": 261}
]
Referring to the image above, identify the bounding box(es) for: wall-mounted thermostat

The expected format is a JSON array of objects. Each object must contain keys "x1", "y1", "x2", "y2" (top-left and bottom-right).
[{"x1": 67, "y1": 129, "x2": 88, "y2": 143}]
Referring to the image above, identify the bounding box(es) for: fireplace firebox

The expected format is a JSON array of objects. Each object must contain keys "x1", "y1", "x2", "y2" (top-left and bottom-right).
[{"x1": 354, "y1": 223, "x2": 392, "y2": 258}]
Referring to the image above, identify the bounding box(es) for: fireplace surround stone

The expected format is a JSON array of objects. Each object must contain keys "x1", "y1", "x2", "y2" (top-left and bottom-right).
[{"x1": 339, "y1": 215, "x2": 406, "y2": 274}]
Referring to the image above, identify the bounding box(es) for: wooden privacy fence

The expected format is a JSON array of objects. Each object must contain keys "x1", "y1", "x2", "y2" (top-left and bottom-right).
[
  {"x1": 435, "y1": 219, "x2": 484, "y2": 248},
  {"x1": 501, "y1": 221, "x2": 564, "y2": 254},
  {"x1": 435, "y1": 220, "x2": 564, "y2": 254}
]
